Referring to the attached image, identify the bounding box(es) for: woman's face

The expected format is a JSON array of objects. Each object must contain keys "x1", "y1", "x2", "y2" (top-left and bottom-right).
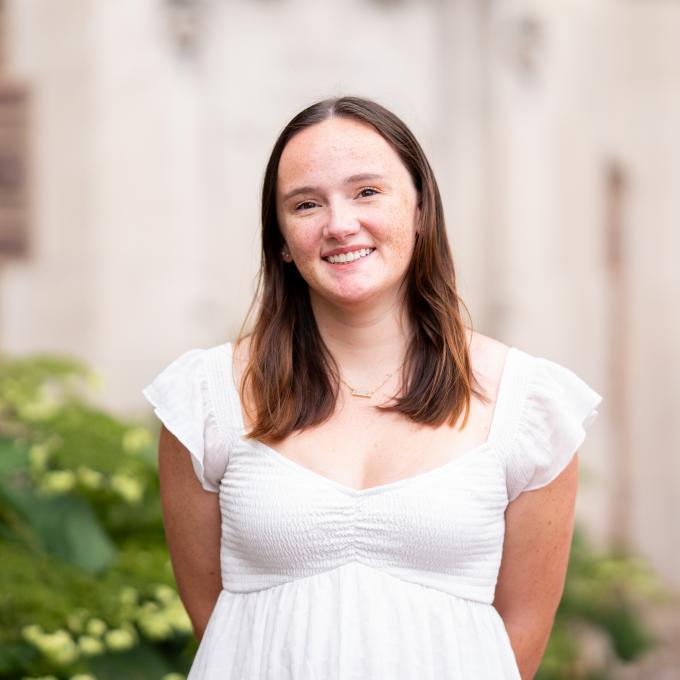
[{"x1": 275, "y1": 116, "x2": 421, "y2": 310}]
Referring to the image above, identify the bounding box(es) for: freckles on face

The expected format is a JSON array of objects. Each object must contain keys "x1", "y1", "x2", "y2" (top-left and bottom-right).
[{"x1": 274, "y1": 117, "x2": 420, "y2": 304}]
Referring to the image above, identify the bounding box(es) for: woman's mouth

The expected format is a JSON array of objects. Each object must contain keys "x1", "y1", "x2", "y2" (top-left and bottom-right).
[{"x1": 322, "y1": 248, "x2": 375, "y2": 265}]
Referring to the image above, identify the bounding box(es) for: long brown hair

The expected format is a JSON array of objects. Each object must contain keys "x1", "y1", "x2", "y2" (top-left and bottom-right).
[{"x1": 236, "y1": 96, "x2": 489, "y2": 442}]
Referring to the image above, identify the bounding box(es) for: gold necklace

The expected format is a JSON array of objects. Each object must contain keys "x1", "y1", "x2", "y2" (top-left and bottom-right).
[{"x1": 339, "y1": 363, "x2": 404, "y2": 399}]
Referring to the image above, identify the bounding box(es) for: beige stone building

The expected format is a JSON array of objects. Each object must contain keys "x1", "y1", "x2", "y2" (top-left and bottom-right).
[{"x1": 1, "y1": 0, "x2": 678, "y2": 604}]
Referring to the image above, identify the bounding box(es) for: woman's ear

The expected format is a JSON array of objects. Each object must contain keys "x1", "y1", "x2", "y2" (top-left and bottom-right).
[{"x1": 281, "y1": 243, "x2": 293, "y2": 262}]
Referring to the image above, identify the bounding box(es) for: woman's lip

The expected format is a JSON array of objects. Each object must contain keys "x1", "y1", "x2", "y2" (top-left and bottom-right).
[{"x1": 321, "y1": 246, "x2": 376, "y2": 258}]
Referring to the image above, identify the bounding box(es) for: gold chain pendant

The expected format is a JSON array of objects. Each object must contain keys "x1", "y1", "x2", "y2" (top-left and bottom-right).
[{"x1": 340, "y1": 359, "x2": 405, "y2": 400}]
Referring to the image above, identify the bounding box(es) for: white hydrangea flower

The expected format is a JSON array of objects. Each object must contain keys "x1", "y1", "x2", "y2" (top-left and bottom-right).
[
  {"x1": 32, "y1": 629, "x2": 79, "y2": 666},
  {"x1": 122, "y1": 427, "x2": 152, "y2": 454},
  {"x1": 119, "y1": 586, "x2": 139, "y2": 606},
  {"x1": 77, "y1": 635, "x2": 105, "y2": 656},
  {"x1": 66, "y1": 609, "x2": 90, "y2": 634},
  {"x1": 19, "y1": 389, "x2": 60, "y2": 421},
  {"x1": 38, "y1": 470, "x2": 76, "y2": 496},
  {"x1": 165, "y1": 601, "x2": 192, "y2": 634},
  {"x1": 85, "y1": 618, "x2": 107, "y2": 638},
  {"x1": 28, "y1": 444, "x2": 51, "y2": 473},
  {"x1": 136, "y1": 609, "x2": 173, "y2": 641},
  {"x1": 154, "y1": 584, "x2": 176, "y2": 605},
  {"x1": 21, "y1": 624, "x2": 44, "y2": 644},
  {"x1": 110, "y1": 473, "x2": 144, "y2": 504},
  {"x1": 76, "y1": 466, "x2": 105, "y2": 490},
  {"x1": 104, "y1": 627, "x2": 137, "y2": 652}
]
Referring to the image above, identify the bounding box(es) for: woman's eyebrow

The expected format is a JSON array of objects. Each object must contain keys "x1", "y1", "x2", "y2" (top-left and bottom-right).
[{"x1": 280, "y1": 173, "x2": 386, "y2": 203}]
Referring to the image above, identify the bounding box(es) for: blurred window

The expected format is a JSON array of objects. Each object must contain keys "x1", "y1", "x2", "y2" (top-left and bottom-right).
[{"x1": 0, "y1": 0, "x2": 29, "y2": 259}]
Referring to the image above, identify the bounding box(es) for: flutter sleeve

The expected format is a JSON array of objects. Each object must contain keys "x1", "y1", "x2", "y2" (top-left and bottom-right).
[
  {"x1": 505, "y1": 356, "x2": 603, "y2": 502},
  {"x1": 142, "y1": 348, "x2": 229, "y2": 493}
]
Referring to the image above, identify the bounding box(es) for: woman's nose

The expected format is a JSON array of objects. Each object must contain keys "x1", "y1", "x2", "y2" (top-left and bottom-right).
[{"x1": 323, "y1": 200, "x2": 361, "y2": 241}]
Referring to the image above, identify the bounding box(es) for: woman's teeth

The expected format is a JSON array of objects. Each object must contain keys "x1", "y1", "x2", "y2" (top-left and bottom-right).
[{"x1": 325, "y1": 248, "x2": 375, "y2": 264}]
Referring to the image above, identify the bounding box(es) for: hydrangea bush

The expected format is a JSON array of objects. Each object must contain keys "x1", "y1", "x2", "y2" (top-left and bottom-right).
[{"x1": 0, "y1": 352, "x2": 196, "y2": 679}]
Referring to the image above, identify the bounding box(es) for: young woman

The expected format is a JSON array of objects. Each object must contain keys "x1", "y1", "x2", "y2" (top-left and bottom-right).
[{"x1": 143, "y1": 96, "x2": 603, "y2": 679}]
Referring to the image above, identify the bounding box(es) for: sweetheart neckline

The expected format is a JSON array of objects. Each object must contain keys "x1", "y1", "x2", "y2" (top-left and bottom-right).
[
  {"x1": 242, "y1": 436, "x2": 498, "y2": 496},
  {"x1": 224, "y1": 344, "x2": 517, "y2": 496}
]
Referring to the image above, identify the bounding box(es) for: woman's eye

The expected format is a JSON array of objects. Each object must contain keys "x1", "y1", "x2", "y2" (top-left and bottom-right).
[
  {"x1": 357, "y1": 187, "x2": 379, "y2": 198},
  {"x1": 294, "y1": 201, "x2": 317, "y2": 211}
]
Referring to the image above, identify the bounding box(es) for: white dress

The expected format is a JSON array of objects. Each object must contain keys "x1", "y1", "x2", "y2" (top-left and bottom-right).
[{"x1": 142, "y1": 342, "x2": 603, "y2": 680}]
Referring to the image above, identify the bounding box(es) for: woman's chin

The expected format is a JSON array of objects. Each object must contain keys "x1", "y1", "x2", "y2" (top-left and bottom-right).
[{"x1": 311, "y1": 282, "x2": 396, "y2": 309}]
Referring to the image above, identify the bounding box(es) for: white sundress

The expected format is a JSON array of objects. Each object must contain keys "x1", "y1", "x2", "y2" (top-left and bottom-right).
[{"x1": 142, "y1": 341, "x2": 603, "y2": 680}]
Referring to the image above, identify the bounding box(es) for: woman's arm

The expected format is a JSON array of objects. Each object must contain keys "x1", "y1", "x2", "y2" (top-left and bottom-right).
[
  {"x1": 158, "y1": 424, "x2": 222, "y2": 641},
  {"x1": 492, "y1": 453, "x2": 580, "y2": 680}
]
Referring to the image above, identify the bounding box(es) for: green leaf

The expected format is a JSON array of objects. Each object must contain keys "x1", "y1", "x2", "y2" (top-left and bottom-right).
[
  {"x1": 0, "y1": 438, "x2": 29, "y2": 476},
  {"x1": 0, "y1": 485, "x2": 117, "y2": 574},
  {"x1": 90, "y1": 643, "x2": 176, "y2": 680},
  {"x1": 0, "y1": 640, "x2": 38, "y2": 675}
]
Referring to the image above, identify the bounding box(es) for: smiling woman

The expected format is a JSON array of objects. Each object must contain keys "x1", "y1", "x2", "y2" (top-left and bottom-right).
[
  {"x1": 142, "y1": 96, "x2": 603, "y2": 679},
  {"x1": 244, "y1": 97, "x2": 473, "y2": 443},
  {"x1": 275, "y1": 115, "x2": 421, "y2": 318}
]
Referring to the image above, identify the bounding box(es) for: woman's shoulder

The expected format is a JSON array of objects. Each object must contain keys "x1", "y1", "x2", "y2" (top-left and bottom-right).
[
  {"x1": 230, "y1": 335, "x2": 253, "y2": 384},
  {"x1": 468, "y1": 330, "x2": 512, "y2": 390}
]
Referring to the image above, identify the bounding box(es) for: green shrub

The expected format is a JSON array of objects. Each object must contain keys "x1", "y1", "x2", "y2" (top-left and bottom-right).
[{"x1": 0, "y1": 351, "x2": 196, "y2": 679}]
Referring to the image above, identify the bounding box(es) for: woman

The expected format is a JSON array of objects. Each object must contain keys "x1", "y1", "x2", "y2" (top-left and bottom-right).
[{"x1": 143, "y1": 96, "x2": 603, "y2": 679}]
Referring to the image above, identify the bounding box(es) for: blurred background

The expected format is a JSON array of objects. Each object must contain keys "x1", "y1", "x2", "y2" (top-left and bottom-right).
[{"x1": 0, "y1": 0, "x2": 679, "y2": 678}]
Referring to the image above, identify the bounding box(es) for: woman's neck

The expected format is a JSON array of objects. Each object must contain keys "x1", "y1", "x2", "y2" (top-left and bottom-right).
[{"x1": 309, "y1": 292, "x2": 411, "y2": 378}]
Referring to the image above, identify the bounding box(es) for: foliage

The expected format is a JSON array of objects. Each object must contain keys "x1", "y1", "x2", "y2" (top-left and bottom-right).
[{"x1": 0, "y1": 351, "x2": 196, "y2": 679}]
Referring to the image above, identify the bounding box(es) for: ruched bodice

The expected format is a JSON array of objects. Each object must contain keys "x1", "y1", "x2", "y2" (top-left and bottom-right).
[
  {"x1": 220, "y1": 438, "x2": 507, "y2": 603},
  {"x1": 142, "y1": 342, "x2": 603, "y2": 679}
]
